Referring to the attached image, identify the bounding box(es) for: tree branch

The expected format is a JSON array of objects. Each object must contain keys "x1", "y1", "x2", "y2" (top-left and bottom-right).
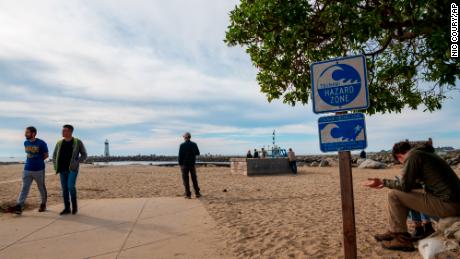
[{"x1": 364, "y1": 35, "x2": 392, "y2": 56}]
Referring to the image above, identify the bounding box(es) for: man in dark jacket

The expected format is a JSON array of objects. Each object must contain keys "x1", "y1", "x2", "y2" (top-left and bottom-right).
[
  {"x1": 178, "y1": 132, "x2": 201, "y2": 199},
  {"x1": 366, "y1": 141, "x2": 460, "y2": 251},
  {"x1": 253, "y1": 149, "x2": 259, "y2": 158},
  {"x1": 53, "y1": 125, "x2": 87, "y2": 215}
]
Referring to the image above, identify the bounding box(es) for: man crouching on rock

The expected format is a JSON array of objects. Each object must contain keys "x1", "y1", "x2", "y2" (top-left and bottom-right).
[{"x1": 365, "y1": 140, "x2": 460, "y2": 251}]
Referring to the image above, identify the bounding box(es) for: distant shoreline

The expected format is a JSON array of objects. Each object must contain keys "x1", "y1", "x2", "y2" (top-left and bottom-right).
[
  {"x1": 85, "y1": 155, "x2": 239, "y2": 163},
  {"x1": 2, "y1": 149, "x2": 459, "y2": 166},
  {"x1": 0, "y1": 162, "x2": 23, "y2": 165}
]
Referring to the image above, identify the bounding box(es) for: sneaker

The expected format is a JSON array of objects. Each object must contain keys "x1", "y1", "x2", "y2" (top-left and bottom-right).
[
  {"x1": 38, "y1": 204, "x2": 46, "y2": 212},
  {"x1": 12, "y1": 205, "x2": 22, "y2": 215},
  {"x1": 374, "y1": 231, "x2": 395, "y2": 241},
  {"x1": 381, "y1": 232, "x2": 415, "y2": 252},
  {"x1": 196, "y1": 193, "x2": 202, "y2": 198},
  {"x1": 60, "y1": 208, "x2": 71, "y2": 215}
]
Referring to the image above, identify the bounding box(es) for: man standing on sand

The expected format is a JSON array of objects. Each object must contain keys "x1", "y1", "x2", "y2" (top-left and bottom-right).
[
  {"x1": 365, "y1": 140, "x2": 460, "y2": 251},
  {"x1": 287, "y1": 148, "x2": 297, "y2": 174},
  {"x1": 178, "y1": 132, "x2": 201, "y2": 199},
  {"x1": 53, "y1": 125, "x2": 87, "y2": 215},
  {"x1": 11, "y1": 126, "x2": 49, "y2": 215}
]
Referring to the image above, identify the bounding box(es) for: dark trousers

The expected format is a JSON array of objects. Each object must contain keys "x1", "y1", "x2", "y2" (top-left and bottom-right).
[
  {"x1": 289, "y1": 161, "x2": 297, "y2": 174},
  {"x1": 181, "y1": 165, "x2": 200, "y2": 196},
  {"x1": 59, "y1": 171, "x2": 78, "y2": 210}
]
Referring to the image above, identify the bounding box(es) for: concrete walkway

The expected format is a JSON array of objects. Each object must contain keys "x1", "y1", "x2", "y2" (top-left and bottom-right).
[{"x1": 0, "y1": 198, "x2": 231, "y2": 259}]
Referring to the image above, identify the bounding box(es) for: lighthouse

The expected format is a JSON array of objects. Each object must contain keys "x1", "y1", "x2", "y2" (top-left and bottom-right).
[{"x1": 104, "y1": 139, "x2": 110, "y2": 157}]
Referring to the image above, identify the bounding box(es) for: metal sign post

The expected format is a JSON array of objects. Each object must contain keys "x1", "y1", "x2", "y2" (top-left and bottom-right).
[{"x1": 310, "y1": 55, "x2": 369, "y2": 259}]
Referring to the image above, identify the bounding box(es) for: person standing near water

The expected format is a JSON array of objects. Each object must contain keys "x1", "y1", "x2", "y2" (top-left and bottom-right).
[
  {"x1": 53, "y1": 125, "x2": 87, "y2": 215},
  {"x1": 261, "y1": 148, "x2": 267, "y2": 158},
  {"x1": 178, "y1": 132, "x2": 201, "y2": 199},
  {"x1": 11, "y1": 126, "x2": 49, "y2": 215},
  {"x1": 253, "y1": 149, "x2": 259, "y2": 158},
  {"x1": 288, "y1": 148, "x2": 297, "y2": 174}
]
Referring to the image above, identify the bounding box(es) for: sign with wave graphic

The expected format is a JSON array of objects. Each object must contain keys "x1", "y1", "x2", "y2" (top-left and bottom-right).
[
  {"x1": 318, "y1": 113, "x2": 367, "y2": 152},
  {"x1": 310, "y1": 55, "x2": 369, "y2": 113}
]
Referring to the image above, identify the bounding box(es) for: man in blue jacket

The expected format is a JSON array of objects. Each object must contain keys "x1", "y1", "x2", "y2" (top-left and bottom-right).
[
  {"x1": 178, "y1": 132, "x2": 201, "y2": 199},
  {"x1": 11, "y1": 126, "x2": 49, "y2": 215}
]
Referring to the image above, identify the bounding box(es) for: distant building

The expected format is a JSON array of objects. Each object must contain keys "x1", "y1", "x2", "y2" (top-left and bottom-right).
[{"x1": 104, "y1": 139, "x2": 110, "y2": 157}]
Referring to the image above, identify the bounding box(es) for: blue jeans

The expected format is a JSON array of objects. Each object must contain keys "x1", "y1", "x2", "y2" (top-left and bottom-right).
[
  {"x1": 17, "y1": 170, "x2": 47, "y2": 207},
  {"x1": 59, "y1": 171, "x2": 78, "y2": 209},
  {"x1": 408, "y1": 210, "x2": 430, "y2": 222}
]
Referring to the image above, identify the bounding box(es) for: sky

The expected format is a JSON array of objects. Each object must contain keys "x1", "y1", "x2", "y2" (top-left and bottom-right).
[{"x1": 0, "y1": 0, "x2": 459, "y2": 157}]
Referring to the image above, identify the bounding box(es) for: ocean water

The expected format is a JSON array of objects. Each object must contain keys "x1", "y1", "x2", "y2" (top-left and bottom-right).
[
  {"x1": 92, "y1": 161, "x2": 179, "y2": 166},
  {"x1": 92, "y1": 161, "x2": 230, "y2": 166},
  {"x1": 0, "y1": 158, "x2": 176, "y2": 165},
  {"x1": 0, "y1": 158, "x2": 229, "y2": 166}
]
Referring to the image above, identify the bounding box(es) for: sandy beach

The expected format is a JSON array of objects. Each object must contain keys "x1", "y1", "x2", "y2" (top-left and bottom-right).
[{"x1": 1, "y1": 163, "x2": 458, "y2": 258}]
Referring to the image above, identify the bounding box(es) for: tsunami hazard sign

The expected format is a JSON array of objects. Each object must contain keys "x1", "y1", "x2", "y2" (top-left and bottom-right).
[
  {"x1": 310, "y1": 55, "x2": 369, "y2": 114},
  {"x1": 318, "y1": 113, "x2": 367, "y2": 152}
]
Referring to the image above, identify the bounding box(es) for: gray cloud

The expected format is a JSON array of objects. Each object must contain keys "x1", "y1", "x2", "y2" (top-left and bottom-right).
[{"x1": 0, "y1": 0, "x2": 459, "y2": 157}]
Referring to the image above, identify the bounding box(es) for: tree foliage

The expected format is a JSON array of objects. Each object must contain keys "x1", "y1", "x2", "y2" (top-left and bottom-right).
[{"x1": 225, "y1": 0, "x2": 459, "y2": 114}]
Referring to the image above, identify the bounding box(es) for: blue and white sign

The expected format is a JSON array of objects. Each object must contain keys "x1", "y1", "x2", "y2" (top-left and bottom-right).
[
  {"x1": 318, "y1": 113, "x2": 367, "y2": 152},
  {"x1": 311, "y1": 55, "x2": 369, "y2": 113}
]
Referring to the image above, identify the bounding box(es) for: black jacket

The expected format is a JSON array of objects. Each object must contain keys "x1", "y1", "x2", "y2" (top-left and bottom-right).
[{"x1": 178, "y1": 140, "x2": 200, "y2": 166}]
